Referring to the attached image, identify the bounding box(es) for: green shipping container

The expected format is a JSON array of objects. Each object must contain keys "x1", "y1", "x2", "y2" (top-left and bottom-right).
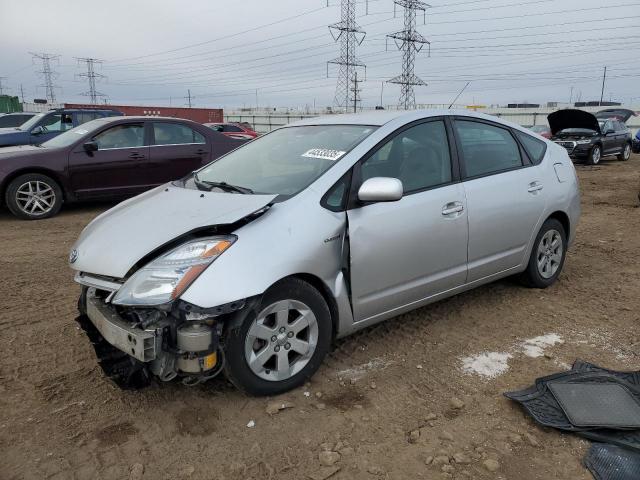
[{"x1": 0, "y1": 95, "x2": 23, "y2": 113}]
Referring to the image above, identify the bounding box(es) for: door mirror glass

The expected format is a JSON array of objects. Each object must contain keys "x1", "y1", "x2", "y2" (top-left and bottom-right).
[
  {"x1": 83, "y1": 141, "x2": 99, "y2": 152},
  {"x1": 31, "y1": 125, "x2": 45, "y2": 135},
  {"x1": 358, "y1": 177, "x2": 403, "y2": 203}
]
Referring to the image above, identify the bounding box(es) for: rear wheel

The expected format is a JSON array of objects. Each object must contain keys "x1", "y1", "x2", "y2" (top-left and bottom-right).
[
  {"x1": 520, "y1": 218, "x2": 566, "y2": 288},
  {"x1": 618, "y1": 142, "x2": 631, "y2": 161},
  {"x1": 5, "y1": 173, "x2": 63, "y2": 220},
  {"x1": 224, "y1": 278, "x2": 332, "y2": 396},
  {"x1": 587, "y1": 145, "x2": 601, "y2": 165}
]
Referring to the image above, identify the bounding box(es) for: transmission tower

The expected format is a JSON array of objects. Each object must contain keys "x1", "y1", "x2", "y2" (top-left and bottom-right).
[
  {"x1": 350, "y1": 71, "x2": 362, "y2": 113},
  {"x1": 76, "y1": 58, "x2": 107, "y2": 105},
  {"x1": 328, "y1": 0, "x2": 366, "y2": 111},
  {"x1": 387, "y1": 0, "x2": 431, "y2": 110},
  {"x1": 30, "y1": 52, "x2": 60, "y2": 104}
]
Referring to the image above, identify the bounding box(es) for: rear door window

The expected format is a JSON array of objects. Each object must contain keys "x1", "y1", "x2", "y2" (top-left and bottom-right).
[
  {"x1": 454, "y1": 120, "x2": 523, "y2": 178},
  {"x1": 152, "y1": 123, "x2": 206, "y2": 145}
]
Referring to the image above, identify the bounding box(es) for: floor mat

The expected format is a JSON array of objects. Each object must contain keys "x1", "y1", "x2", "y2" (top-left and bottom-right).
[
  {"x1": 584, "y1": 443, "x2": 640, "y2": 480},
  {"x1": 505, "y1": 361, "x2": 640, "y2": 451},
  {"x1": 549, "y1": 383, "x2": 640, "y2": 429}
]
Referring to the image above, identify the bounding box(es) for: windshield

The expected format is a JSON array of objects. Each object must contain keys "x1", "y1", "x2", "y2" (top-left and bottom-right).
[
  {"x1": 191, "y1": 125, "x2": 376, "y2": 196},
  {"x1": 18, "y1": 114, "x2": 45, "y2": 131},
  {"x1": 41, "y1": 119, "x2": 105, "y2": 148}
]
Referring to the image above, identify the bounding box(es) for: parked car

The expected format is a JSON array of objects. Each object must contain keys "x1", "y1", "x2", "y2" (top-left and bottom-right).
[
  {"x1": 69, "y1": 110, "x2": 580, "y2": 395},
  {"x1": 549, "y1": 109, "x2": 632, "y2": 164},
  {"x1": 0, "y1": 112, "x2": 37, "y2": 129},
  {"x1": 0, "y1": 108, "x2": 122, "y2": 148},
  {"x1": 204, "y1": 122, "x2": 258, "y2": 140},
  {"x1": 633, "y1": 129, "x2": 640, "y2": 154},
  {"x1": 527, "y1": 125, "x2": 551, "y2": 139},
  {"x1": 0, "y1": 116, "x2": 246, "y2": 220}
]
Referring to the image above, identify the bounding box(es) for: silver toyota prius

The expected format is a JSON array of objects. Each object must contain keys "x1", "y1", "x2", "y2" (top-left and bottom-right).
[{"x1": 70, "y1": 110, "x2": 580, "y2": 395}]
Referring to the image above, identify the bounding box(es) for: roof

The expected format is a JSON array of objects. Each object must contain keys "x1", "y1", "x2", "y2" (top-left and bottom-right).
[
  {"x1": 287, "y1": 109, "x2": 507, "y2": 127},
  {"x1": 92, "y1": 115, "x2": 198, "y2": 122}
]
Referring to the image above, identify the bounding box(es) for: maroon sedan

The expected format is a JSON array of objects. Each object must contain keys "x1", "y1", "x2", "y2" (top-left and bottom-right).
[{"x1": 0, "y1": 116, "x2": 246, "y2": 220}]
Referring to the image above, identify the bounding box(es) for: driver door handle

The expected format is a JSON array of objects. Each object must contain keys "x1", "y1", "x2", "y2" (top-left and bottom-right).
[
  {"x1": 129, "y1": 152, "x2": 145, "y2": 160},
  {"x1": 527, "y1": 181, "x2": 543, "y2": 193},
  {"x1": 442, "y1": 201, "x2": 464, "y2": 216}
]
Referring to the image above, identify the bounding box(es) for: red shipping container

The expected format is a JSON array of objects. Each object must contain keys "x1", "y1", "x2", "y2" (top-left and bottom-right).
[{"x1": 64, "y1": 103, "x2": 223, "y2": 124}]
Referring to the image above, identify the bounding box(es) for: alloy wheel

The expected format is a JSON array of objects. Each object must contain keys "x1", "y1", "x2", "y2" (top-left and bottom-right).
[
  {"x1": 623, "y1": 144, "x2": 631, "y2": 160},
  {"x1": 244, "y1": 299, "x2": 319, "y2": 382},
  {"x1": 592, "y1": 146, "x2": 601, "y2": 164},
  {"x1": 536, "y1": 229, "x2": 563, "y2": 279},
  {"x1": 15, "y1": 180, "x2": 56, "y2": 216}
]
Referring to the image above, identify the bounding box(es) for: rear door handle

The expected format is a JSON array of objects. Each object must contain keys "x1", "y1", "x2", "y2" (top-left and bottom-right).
[
  {"x1": 442, "y1": 202, "x2": 464, "y2": 216},
  {"x1": 129, "y1": 152, "x2": 145, "y2": 159},
  {"x1": 195, "y1": 149, "x2": 209, "y2": 155},
  {"x1": 527, "y1": 181, "x2": 543, "y2": 193}
]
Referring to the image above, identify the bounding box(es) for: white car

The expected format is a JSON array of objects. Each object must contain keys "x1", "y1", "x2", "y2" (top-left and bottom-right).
[{"x1": 70, "y1": 110, "x2": 580, "y2": 395}]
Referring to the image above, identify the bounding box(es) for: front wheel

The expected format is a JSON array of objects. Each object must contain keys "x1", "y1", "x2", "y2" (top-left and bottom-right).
[
  {"x1": 618, "y1": 143, "x2": 631, "y2": 161},
  {"x1": 520, "y1": 218, "x2": 567, "y2": 288},
  {"x1": 587, "y1": 145, "x2": 601, "y2": 165},
  {"x1": 5, "y1": 173, "x2": 63, "y2": 220},
  {"x1": 223, "y1": 278, "x2": 332, "y2": 396}
]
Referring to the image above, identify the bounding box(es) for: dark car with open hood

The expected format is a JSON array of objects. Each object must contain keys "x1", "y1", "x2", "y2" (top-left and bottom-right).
[
  {"x1": 548, "y1": 109, "x2": 634, "y2": 165},
  {"x1": 0, "y1": 116, "x2": 245, "y2": 220}
]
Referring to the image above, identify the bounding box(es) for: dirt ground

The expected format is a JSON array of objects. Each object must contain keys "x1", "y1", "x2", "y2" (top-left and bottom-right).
[{"x1": 1, "y1": 155, "x2": 639, "y2": 480}]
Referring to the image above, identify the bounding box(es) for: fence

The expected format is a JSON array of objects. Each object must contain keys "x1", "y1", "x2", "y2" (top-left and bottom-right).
[{"x1": 226, "y1": 106, "x2": 640, "y2": 135}]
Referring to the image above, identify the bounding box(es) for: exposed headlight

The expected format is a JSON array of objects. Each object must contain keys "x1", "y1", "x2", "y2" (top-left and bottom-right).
[
  {"x1": 576, "y1": 139, "x2": 593, "y2": 144},
  {"x1": 112, "y1": 236, "x2": 235, "y2": 306}
]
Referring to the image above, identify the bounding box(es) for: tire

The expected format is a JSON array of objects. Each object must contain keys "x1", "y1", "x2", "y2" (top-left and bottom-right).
[
  {"x1": 520, "y1": 218, "x2": 567, "y2": 289},
  {"x1": 223, "y1": 278, "x2": 332, "y2": 396},
  {"x1": 5, "y1": 173, "x2": 63, "y2": 220},
  {"x1": 587, "y1": 144, "x2": 602, "y2": 165},
  {"x1": 617, "y1": 142, "x2": 631, "y2": 161}
]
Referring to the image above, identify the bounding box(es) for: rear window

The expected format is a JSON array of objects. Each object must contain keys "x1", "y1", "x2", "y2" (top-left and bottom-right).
[{"x1": 515, "y1": 130, "x2": 547, "y2": 165}]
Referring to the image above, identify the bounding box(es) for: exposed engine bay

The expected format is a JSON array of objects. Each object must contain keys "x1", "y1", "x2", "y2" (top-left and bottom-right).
[{"x1": 76, "y1": 286, "x2": 248, "y2": 388}]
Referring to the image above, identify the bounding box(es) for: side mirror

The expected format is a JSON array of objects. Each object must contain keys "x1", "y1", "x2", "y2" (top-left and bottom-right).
[
  {"x1": 357, "y1": 177, "x2": 403, "y2": 203},
  {"x1": 83, "y1": 141, "x2": 99, "y2": 153},
  {"x1": 31, "y1": 126, "x2": 45, "y2": 135}
]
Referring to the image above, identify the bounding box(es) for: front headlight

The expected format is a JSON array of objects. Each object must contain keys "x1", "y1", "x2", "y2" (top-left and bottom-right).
[
  {"x1": 112, "y1": 236, "x2": 235, "y2": 306},
  {"x1": 576, "y1": 139, "x2": 593, "y2": 145}
]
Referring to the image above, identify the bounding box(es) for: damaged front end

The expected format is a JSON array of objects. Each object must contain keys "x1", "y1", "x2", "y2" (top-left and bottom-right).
[{"x1": 76, "y1": 283, "x2": 252, "y2": 389}]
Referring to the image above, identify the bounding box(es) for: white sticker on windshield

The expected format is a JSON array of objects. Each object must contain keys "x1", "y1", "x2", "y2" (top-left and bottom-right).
[
  {"x1": 74, "y1": 129, "x2": 89, "y2": 135},
  {"x1": 302, "y1": 148, "x2": 346, "y2": 161}
]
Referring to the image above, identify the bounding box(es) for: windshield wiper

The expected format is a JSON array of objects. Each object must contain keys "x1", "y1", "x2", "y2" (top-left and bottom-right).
[{"x1": 193, "y1": 173, "x2": 253, "y2": 194}]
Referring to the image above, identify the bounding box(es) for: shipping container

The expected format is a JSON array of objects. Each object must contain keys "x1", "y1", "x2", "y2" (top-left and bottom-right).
[
  {"x1": 0, "y1": 95, "x2": 23, "y2": 113},
  {"x1": 64, "y1": 103, "x2": 223, "y2": 124}
]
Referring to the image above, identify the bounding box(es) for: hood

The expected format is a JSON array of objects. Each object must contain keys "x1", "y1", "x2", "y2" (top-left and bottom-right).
[
  {"x1": 0, "y1": 144, "x2": 48, "y2": 159},
  {"x1": 595, "y1": 108, "x2": 637, "y2": 122},
  {"x1": 70, "y1": 184, "x2": 277, "y2": 278},
  {"x1": 548, "y1": 109, "x2": 600, "y2": 136},
  {"x1": 0, "y1": 129, "x2": 29, "y2": 146}
]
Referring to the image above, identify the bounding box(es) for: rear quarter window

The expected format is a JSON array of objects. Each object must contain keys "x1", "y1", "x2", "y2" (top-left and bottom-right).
[{"x1": 514, "y1": 130, "x2": 547, "y2": 165}]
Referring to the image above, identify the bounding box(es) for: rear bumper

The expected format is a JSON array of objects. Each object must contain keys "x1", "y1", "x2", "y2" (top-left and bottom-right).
[{"x1": 85, "y1": 289, "x2": 156, "y2": 362}]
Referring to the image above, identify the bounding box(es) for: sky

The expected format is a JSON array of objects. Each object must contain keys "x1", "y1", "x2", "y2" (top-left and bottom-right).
[{"x1": 1, "y1": 0, "x2": 639, "y2": 110}]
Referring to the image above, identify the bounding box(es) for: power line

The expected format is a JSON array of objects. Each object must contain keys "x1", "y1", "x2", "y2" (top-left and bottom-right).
[
  {"x1": 387, "y1": 0, "x2": 430, "y2": 109},
  {"x1": 329, "y1": 0, "x2": 367, "y2": 111},
  {"x1": 76, "y1": 57, "x2": 107, "y2": 105},
  {"x1": 30, "y1": 52, "x2": 60, "y2": 104}
]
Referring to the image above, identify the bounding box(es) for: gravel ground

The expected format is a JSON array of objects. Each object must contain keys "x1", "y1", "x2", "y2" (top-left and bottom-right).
[{"x1": 1, "y1": 155, "x2": 639, "y2": 480}]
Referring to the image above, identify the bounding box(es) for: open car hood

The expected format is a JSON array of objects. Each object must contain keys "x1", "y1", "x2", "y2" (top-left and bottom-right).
[
  {"x1": 595, "y1": 108, "x2": 638, "y2": 123},
  {"x1": 548, "y1": 109, "x2": 601, "y2": 136},
  {"x1": 70, "y1": 184, "x2": 276, "y2": 278}
]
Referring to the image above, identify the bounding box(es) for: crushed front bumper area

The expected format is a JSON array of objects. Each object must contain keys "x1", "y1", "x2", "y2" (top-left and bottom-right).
[
  {"x1": 85, "y1": 291, "x2": 156, "y2": 362},
  {"x1": 77, "y1": 287, "x2": 228, "y2": 389}
]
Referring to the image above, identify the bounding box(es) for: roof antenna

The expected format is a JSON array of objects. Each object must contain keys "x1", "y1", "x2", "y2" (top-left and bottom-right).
[{"x1": 448, "y1": 82, "x2": 470, "y2": 109}]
